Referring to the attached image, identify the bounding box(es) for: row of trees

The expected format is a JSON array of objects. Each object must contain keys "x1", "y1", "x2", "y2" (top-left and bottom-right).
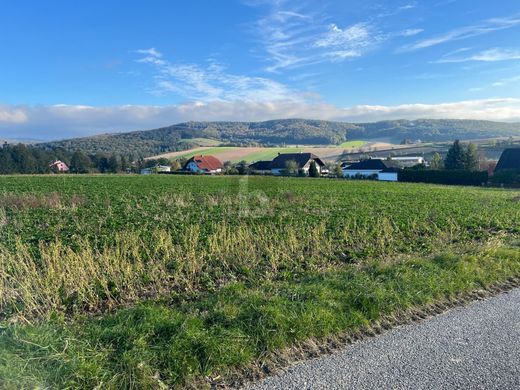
[
  {"x1": 430, "y1": 140, "x2": 480, "y2": 171},
  {"x1": 0, "y1": 144, "x2": 146, "y2": 174}
]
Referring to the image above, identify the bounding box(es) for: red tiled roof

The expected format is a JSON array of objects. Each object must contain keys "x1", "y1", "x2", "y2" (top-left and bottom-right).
[{"x1": 188, "y1": 155, "x2": 223, "y2": 171}]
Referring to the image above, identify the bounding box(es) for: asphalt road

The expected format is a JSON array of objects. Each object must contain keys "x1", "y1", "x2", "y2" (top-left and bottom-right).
[{"x1": 249, "y1": 288, "x2": 520, "y2": 390}]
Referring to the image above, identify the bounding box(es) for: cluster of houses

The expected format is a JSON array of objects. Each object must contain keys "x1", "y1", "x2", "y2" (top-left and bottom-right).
[
  {"x1": 53, "y1": 147, "x2": 520, "y2": 181},
  {"x1": 141, "y1": 152, "x2": 427, "y2": 181},
  {"x1": 162, "y1": 149, "x2": 520, "y2": 181}
]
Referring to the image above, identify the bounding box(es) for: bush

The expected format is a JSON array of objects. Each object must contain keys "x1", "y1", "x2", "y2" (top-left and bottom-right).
[
  {"x1": 398, "y1": 169, "x2": 488, "y2": 186},
  {"x1": 490, "y1": 169, "x2": 520, "y2": 185}
]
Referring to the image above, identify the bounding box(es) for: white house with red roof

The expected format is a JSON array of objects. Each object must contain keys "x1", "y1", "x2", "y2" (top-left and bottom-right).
[
  {"x1": 49, "y1": 160, "x2": 70, "y2": 173},
  {"x1": 184, "y1": 155, "x2": 223, "y2": 173}
]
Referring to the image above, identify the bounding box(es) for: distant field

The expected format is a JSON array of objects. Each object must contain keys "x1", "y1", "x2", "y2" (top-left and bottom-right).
[
  {"x1": 339, "y1": 140, "x2": 367, "y2": 148},
  {"x1": 151, "y1": 140, "x2": 384, "y2": 163},
  {"x1": 0, "y1": 175, "x2": 519, "y2": 388}
]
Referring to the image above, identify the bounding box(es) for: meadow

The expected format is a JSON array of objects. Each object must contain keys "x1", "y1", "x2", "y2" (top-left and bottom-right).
[{"x1": 0, "y1": 175, "x2": 519, "y2": 388}]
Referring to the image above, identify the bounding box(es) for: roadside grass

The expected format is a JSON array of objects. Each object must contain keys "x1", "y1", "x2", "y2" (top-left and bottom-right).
[{"x1": 1, "y1": 245, "x2": 519, "y2": 389}]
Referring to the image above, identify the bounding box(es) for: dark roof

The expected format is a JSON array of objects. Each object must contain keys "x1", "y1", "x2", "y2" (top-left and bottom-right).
[
  {"x1": 184, "y1": 155, "x2": 223, "y2": 171},
  {"x1": 249, "y1": 160, "x2": 272, "y2": 170},
  {"x1": 343, "y1": 159, "x2": 400, "y2": 171},
  {"x1": 270, "y1": 153, "x2": 325, "y2": 169},
  {"x1": 495, "y1": 148, "x2": 520, "y2": 172}
]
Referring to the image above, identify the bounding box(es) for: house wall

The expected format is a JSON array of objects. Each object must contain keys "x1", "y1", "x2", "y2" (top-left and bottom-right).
[
  {"x1": 377, "y1": 172, "x2": 398, "y2": 182},
  {"x1": 186, "y1": 161, "x2": 202, "y2": 173},
  {"x1": 343, "y1": 169, "x2": 381, "y2": 178}
]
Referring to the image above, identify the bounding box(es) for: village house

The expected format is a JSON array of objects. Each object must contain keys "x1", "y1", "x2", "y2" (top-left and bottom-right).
[
  {"x1": 140, "y1": 165, "x2": 171, "y2": 175},
  {"x1": 385, "y1": 156, "x2": 425, "y2": 167},
  {"x1": 184, "y1": 155, "x2": 223, "y2": 173},
  {"x1": 248, "y1": 160, "x2": 272, "y2": 174},
  {"x1": 342, "y1": 159, "x2": 400, "y2": 181},
  {"x1": 268, "y1": 152, "x2": 326, "y2": 176},
  {"x1": 49, "y1": 160, "x2": 69, "y2": 173},
  {"x1": 495, "y1": 148, "x2": 520, "y2": 172}
]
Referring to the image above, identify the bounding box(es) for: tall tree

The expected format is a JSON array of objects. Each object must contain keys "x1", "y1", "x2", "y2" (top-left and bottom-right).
[
  {"x1": 430, "y1": 152, "x2": 444, "y2": 170},
  {"x1": 444, "y1": 140, "x2": 466, "y2": 170},
  {"x1": 285, "y1": 160, "x2": 298, "y2": 175},
  {"x1": 108, "y1": 155, "x2": 121, "y2": 173},
  {"x1": 334, "y1": 164, "x2": 343, "y2": 178},
  {"x1": 309, "y1": 161, "x2": 320, "y2": 177},
  {"x1": 70, "y1": 150, "x2": 92, "y2": 173},
  {"x1": 464, "y1": 143, "x2": 479, "y2": 171}
]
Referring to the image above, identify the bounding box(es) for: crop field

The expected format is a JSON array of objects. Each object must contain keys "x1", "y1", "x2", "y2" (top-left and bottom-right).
[
  {"x1": 150, "y1": 141, "x2": 372, "y2": 163},
  {"x1": 0, "y1": 175, "x2": 519, "y2": 388}
]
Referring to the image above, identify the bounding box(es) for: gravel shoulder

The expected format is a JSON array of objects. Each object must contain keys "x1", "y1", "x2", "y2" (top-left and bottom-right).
[{"x1": 249, "y1": 288, "x2": 520, "y2": 390}]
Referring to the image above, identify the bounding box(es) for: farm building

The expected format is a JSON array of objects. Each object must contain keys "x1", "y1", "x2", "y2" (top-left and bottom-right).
[
  {"x1": 269, "y1": 153, "x2": 326, "y2": 175},
  {"x1": 184, "y1": 155, "x2": 223, "y2": 173},
  {"x1": 495, "y1": 148, "x2": 520, "y2": 172},
  {"x1": 386, "y1": 156, "x2": 425, "y2": 167},
  {"x1": 248, "y1": 160, "x2": 272, "y2": 174},
  {"x1": 342, "y1": 159, "x2": 400, "y2": 181},
  {"x1": 49, "y1": 160, "x2": 69, "y2": 173}
]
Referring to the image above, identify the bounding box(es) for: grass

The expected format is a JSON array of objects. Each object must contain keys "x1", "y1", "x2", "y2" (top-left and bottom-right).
[
  {"x1": 338, "y1": 140, "x2": 366, "y2": 149},
  {"x1": 167, "y1": 146, "x2": 241, "y2": 160},
  {"x1": 236, "y1": 147, "x2": 305, "y2": 162},
  {"x1": 0, "y1": 175, "x2": 519, "y2": 388}
]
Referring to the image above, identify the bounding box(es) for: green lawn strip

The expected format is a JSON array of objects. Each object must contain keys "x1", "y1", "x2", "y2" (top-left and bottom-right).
[
  {"x1": 338, "y1": 141, "x2": 367, "y2": 149},
  {"x1": 169, "y1": 147, "x2": 241, "y2": 161},
  {"x1": 1, "y1": 245, "x2": 519, "y2": 389},
  {"x1": 236, "y1": 147, "x2": 305, "y2": 163}
]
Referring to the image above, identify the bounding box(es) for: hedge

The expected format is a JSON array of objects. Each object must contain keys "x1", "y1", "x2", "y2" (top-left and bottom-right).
[{"x1": 398, "y1": 169, "x2": 489, "y2": 186}]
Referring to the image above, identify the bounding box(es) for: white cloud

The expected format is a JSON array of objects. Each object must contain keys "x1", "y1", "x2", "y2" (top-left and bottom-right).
[
  {"x1": 398, "y1": 28, "x2": 424, "y2": 37},
  {"x1": 400, "y1": 15, "x2": 520, "y2": 52},
  {"x1": 437, "y1": 48, "x2": 520, "y2": 63},
  {"x1": 314, "y1": 23, "x2": 383, "y2": 59},
  {"x1": 0, "y1": 105, "x2": 28, "y2": 124},
  {"x1": 491, "y1": 75, "x2": 520, "y2": 87},
  {"x1": 2, "y1": 98, "x2": 520, "y2": 140},
  {"x1": 135, "y1": 49, "x2": 300, "y2": 102}
]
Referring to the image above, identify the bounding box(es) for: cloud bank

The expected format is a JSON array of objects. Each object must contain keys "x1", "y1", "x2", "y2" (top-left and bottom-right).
[{"x1": 2, "y1": 98, "x2": 520, "y2": 141}]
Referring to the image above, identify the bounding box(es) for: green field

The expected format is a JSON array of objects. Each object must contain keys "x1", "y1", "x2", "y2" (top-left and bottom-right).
[
  {"x1": 0, "y1": 175, "x2": 519, "y2": 388},
  {"x1": 338, "y1": 140, "x2": 367, "y2": 148}
]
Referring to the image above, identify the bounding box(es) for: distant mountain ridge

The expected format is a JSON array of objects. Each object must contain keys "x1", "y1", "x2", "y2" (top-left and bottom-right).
[{"x1": 38, "y1": 118, "x2": 520, "y2": 158}]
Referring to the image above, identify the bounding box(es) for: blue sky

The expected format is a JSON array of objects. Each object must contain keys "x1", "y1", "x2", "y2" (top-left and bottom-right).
[{"x1": 1, "y1": 0, "x2": 520, "y2": 140}]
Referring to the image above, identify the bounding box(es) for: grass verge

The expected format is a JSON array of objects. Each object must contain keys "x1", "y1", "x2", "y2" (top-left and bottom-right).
[{"x1": 1, "y1": 244, "x2": 519, "y2": 389}]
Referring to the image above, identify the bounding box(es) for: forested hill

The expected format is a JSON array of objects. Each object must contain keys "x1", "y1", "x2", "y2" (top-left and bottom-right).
[{"x1": 38, "y1": 118, "x2": 520, "y2": 157}]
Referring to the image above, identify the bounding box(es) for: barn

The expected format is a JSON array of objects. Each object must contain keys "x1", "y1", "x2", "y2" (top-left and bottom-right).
[{"x1": 495, "y1": 148, "x2": 520, "y2": 173}]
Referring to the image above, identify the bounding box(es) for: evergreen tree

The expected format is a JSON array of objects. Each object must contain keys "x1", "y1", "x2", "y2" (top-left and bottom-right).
[
  {"x1": 120, "y1": 155, "x2": 129, "y2": 173},
  {"x1": 309, "y1": 161, "x2": 320, "y2": 177},
  {"x1": 444, "y1": 140, "x2": 466, "y2": 170},
  {"x1": 464, "y1": 143, "x2": 479, "y2": 171}
]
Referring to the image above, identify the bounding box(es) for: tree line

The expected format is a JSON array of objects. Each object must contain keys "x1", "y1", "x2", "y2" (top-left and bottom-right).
[{"x1": 0, "y1": 143, "x2": 154, "y2": 174}]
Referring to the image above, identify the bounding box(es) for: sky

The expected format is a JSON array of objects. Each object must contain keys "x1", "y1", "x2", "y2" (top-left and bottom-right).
[{"x1": 1, "y1": 0, "x2": 520, "y2": 140}]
